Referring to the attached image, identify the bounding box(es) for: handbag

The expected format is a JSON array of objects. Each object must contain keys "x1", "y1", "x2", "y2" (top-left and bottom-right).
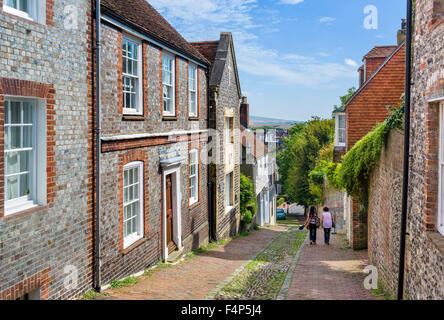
[{"x1": 332, "y1": 221, "x2": 336, "y2": 228}]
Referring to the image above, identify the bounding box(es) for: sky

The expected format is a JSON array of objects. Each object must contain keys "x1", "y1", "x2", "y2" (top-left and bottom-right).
[{"x1": 149, "y1": 0, "x2": 406, "y2": 122}]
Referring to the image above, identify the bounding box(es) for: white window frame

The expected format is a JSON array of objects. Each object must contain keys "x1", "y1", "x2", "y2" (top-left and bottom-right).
[
  {"x1": 225, "y1": 171, "x2": 234, "y2": 213},
  {"x1": 438, "y1": 102, "x2": 444, "y2": 236},
  {"x1": 335, "y1": 112, "x2": 346, "y2": 147},
  {"x1": 4, "y1": 97, "x2": 46, "y2": 216},
  {"x1": 122, "y1": 35, "x2": 143, "y2": 115},
  {"x1": 162, "y1": 52, "x2": 176, "y2": 116},
  {"x1": 188, "y1": 64, "x2": 198, "y2": 117},
  {"x1": 189, "y1": 149, "x2": 199, "y2": 205},
  {"x1": 123, "y1": 161, "x2": 144, "y2": 249},
  {"x1": 3, "y1": 0, "x2": 45, "y2": 23}
]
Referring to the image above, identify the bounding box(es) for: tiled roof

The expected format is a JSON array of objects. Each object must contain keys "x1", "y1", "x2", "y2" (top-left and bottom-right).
[
  {"x1": 363, "y1": 45, "x2": 398, "y2": 60},
  {"x1": 101, "y1": 0, "x2": 209, "y2": 65},
  {"x1": 190, "y1": 41, "x2": 219, "y2": 65},
  {"x1": 241, "y1": 126, "x2": 268, "y2": 159}
]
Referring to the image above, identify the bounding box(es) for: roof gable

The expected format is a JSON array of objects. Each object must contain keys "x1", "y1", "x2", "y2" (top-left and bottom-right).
[
  {"x1": 193, "y1": 33, "x2": 242, "y2": 98},
  {"x1": 101, "y1": 0, "x2": 209, "y2": 65}
]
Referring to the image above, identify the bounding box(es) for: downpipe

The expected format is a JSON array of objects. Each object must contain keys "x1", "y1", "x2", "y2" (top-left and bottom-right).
[
  {"x1": 398, "y1": 0, "x2": 413, "y2": 301},
  {"x1": 93, "y1": 0, "x2": 102, "y2": 291}
]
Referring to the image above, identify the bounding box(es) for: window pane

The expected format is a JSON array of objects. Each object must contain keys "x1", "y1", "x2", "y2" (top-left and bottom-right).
[
  {"x1": 5, "y1": 127, "x2": 10, "y2": 150},
  {"x1": 6, "y1": 0, "x2": 17, "y2": 9},
  {"x1": 10, "y1": 127, "x2": 21, "y2": 149},
  {"x1": 10, "y1": 101, "x2": 21, "y2": 124},
  {"x1": 6, "y1": 176, "x2": 18, "y2": 201},
  {"x1": 19, "y1": 0, "x2": 28, "y2": 12},
  {"x1": 19, "y1": 150, "x2": 30, "y2": 172},
  {"x1": 23, "y1": 102, "x2": 33, "y2": 123},
  {"x1": 5, "y1": 100, "x2": 9, "y2": 124},
  {"x1": 124, "y1": 170, "x2": 128, "y2": 186},
  {"x1": 19, "y1": 173, "x2": 29, "y2": 197},
  {"x1": 6, "y1": 152, "x2": 19, "y2": 175},
  {"x1": 23, "y1": 126, "x2": 32, "y2": 148}
]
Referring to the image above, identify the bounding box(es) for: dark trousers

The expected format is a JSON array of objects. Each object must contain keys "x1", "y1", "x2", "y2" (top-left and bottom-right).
[
  {"x1": 309, "y1": 225, "x2": 317, "y2": 243},
  {"x1": 324, "y1": 228, "x2": 331, "y2": 244}
]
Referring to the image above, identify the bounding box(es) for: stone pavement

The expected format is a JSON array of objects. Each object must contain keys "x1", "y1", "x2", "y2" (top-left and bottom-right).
[
  {"x1": 103, "y1": 225, "x2": 286, "y2": 300},
  {"x1": 286, "y1": 233, "x2": 377, "y2": 300}
]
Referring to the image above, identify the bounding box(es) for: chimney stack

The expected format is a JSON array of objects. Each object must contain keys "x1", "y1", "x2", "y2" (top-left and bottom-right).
[
  {"x1": 240, "y1": 96, "x2": 249, "y2": 128},
  {"x1": 397, "y1": 18, "x2": 407, "y2": 45}
]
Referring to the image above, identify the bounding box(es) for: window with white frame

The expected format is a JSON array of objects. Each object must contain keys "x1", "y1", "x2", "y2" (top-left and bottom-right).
[
  {"x1": 335, "y1": 113, "x2": 346, "y2": 146},
  {"x1": 122, "y1": 36, "x2": 142, "y2": 114},
  {"x1": 123, "y1": 161, "x2": 144, "y2": 248},
  {"x1": 162, "y1": 52, "x2": 175, "y2": 116},
  {"x1": 4, "y1": 98, "x2": 46, "y2": 215},
  {"x1": 438, "y1": 102, "x2": 444, "y2": 236},
  {"x1": 3, "y1": 0, "x2": 41, "y2": 21},
  {"x1": 225, "y1": 172, "x2": 233, "y2": 211},
  {"x1": 189, "y1": 64, "x2": 197, "y2": 117},
  {"x1": 189, "y1": 149, "x2": 199, "y2": 205}
]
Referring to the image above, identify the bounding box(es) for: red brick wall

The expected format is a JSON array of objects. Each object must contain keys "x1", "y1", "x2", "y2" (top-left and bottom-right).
[
  {"x1": 365, "y1": 57, "x2": 388, "y2": 81},
  {"x1": 0, "y1": 267, "x2": 51, "y2": 300},
  {"x1": 346, "y1": 44, "x2": 405, "y2": 151}
]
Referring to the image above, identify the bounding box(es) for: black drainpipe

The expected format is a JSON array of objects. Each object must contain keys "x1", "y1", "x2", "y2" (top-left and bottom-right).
[
  {"x1": 206, "y1": 69, "x2": 215, "y2": 241},
  {"x1": 93, "y1": 0, "x2": 102, "y2": 291},
  {"x1": 398, "y1": 0, "x2": 413, "y2": 301}
]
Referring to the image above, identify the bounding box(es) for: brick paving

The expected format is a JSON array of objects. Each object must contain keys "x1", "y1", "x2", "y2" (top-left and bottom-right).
[
  {"x1": 103, "y1": 225, "x2": 286, "y2": 300},
  {"x1": 286, "y1": 233, "x2": 377, "y2": 300}
]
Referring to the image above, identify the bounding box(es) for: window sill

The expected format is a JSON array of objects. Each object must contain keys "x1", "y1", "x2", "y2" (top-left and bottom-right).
[
  {"x1": 122, "y1": 115, "x2": 145, "y2": 121},
  {"x1": 189, "y1": 200, "x2": 200, "y2": 210},
  {"x1": 426, "y1": 231, "x2": 444, "y2": 256},
  {"x1": 189, "y1": 117, "x2": 199, "y2": 121},
  {"x1": 122, "y1": 237, "x2": 147, "y2": 255},
  {"x1": 2, "y1": 205, "x2": 47, "y2": 221},
  {"x1": 162, "y1": 116, "x2": 177, "y2": 121}
]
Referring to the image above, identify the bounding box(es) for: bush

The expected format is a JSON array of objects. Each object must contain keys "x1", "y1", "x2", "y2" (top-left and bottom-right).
[
  {"x1": 277, "y1": 197, "x2": 285, "y2": 207},
  {"x1": 240, "y1": 173, "x2": 257, "y2": 225}
]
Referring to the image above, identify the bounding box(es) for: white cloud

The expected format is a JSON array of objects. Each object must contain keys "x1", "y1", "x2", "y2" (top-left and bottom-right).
[
  {"x1": 319, "y1": 17, "x2": 336, "y2": 24},
  {"x1": 279, "y1": 0, "x2": 304, "y2": 4},
  {"x1": 345, "y1": 58, "x2": 358, "y2": 67},
  {"x1": 149, "y1": 0, "x2": 356, "y2": 88}
]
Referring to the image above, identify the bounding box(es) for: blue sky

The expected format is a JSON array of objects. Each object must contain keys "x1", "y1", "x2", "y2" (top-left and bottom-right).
[{"x1": 149, "y1": 0, "x2": 406, "y2": 121}]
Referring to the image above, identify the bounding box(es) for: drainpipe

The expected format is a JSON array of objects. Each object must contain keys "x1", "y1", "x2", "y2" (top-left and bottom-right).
[
  {"x1": 93, "y1": 0, "x2": 102, "y2": 291},
  {"x1": 206, "y1": 68, "x2": 215, "y2": 241},
  {"x1": 398, "y1": 0, "x2": 413, "y2": 301}
]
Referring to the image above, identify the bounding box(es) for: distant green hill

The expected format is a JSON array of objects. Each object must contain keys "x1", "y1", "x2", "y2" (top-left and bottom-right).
[{"x1": 250, "y1": 115, "x2": 302, "y2": 126}]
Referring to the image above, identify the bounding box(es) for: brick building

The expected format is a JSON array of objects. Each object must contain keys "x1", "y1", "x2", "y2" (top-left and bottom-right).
[
  {"x1": 97, "y1": 0, "x2": 210, "y2": 287},
  {"x1": 192, "y1": 33, "x2": 242, "y2": 240},
  {"x1": 404, "y1": 0, "x2": 444, "y2": 299},
  {"x1": 338, "y1": 31, "x2": 406, "y2": 249},
  {"x1": 0, "y1": 0, "x2": 94, "y2": 299}
]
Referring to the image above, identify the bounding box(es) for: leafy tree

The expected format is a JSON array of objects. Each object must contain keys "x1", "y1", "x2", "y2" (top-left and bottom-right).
[
  {"x1": 240, "y1": 173, "x2": 257, "y2": 225},
  {"x1": 277, "y1": 117, "x2": 335, "y2": 209},
  {"x1": 332, "y1": 87, "x2": 356, "y2": 114}
]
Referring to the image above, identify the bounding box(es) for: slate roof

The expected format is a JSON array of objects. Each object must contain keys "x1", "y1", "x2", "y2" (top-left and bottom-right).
[
  {"x1": 191, "y1": 33, "x2": 242, "y2": 98},
  {"x1": 363, "y1": 45, "x2": 398, "y2": 60},
  {"x1": 101, "y1": 0, "x2": 209, "y2": 65},
  {"x1": 241, "y1": 126, "x2": 268, "y2": 160}
]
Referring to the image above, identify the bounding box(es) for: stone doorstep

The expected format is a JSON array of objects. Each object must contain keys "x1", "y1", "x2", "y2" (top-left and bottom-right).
[{"x1": 166, "y1": 247, "x2": 186, "y2": 264}]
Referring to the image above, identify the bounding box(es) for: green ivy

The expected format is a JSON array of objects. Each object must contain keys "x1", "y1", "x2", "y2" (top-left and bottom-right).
[{"x1": 336, "y1": 98, "x2": 404, "y2": 208}]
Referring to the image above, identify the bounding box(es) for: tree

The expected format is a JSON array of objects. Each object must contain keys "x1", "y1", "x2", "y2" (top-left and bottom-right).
[
  {"x1": 277, "y1": 117, "x2": 334, "y2": 209},
  {"x1": 240, "y1": 173, "x2": 257, "y2": 225},
  {"x1": 332, "y1": 87, "x2": 356, "y2": 114}
]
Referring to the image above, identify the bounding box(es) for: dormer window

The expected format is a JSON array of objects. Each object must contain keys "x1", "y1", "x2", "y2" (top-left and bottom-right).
[{"x1": 335, "y1": 112, "x2": 346, "y2": 147}]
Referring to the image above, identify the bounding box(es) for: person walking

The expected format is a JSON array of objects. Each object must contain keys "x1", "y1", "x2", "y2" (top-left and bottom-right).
[
  {"x1": 304, "y1": 206, "x2": 320, "y2": 245},
  {"x1": 321, "y1": 207, "x2": 333, "y2": 245}
]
